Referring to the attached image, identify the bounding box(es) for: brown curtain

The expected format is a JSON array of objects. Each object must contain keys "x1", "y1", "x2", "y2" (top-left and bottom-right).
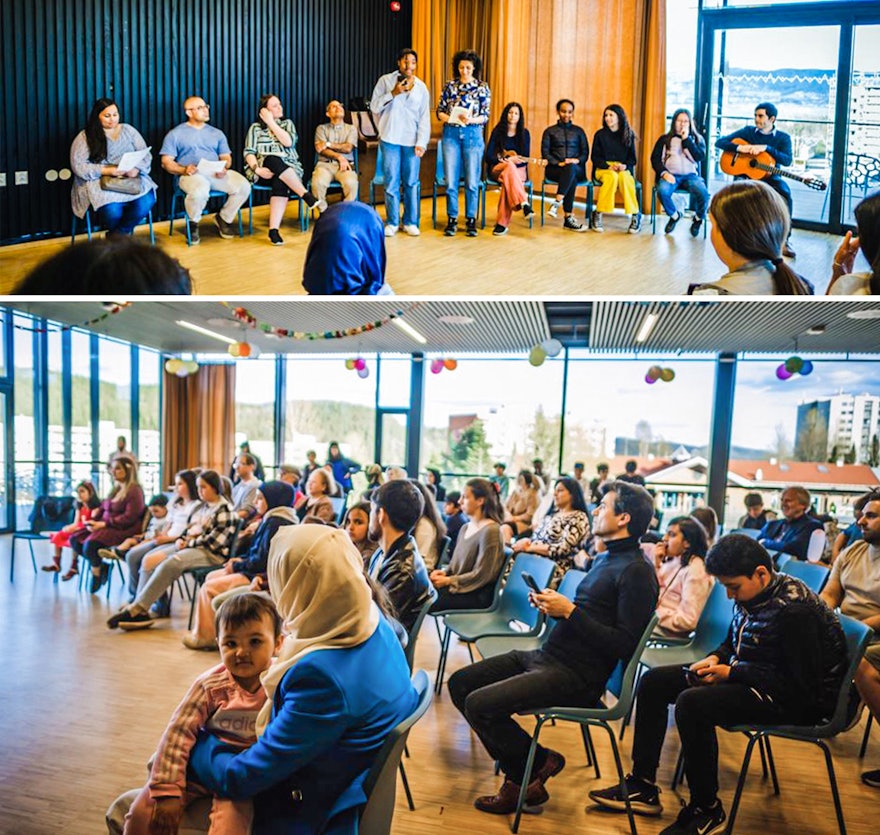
[
  {"x1": 162, "y1": 364, "x2": 236, "y2": 485},
  {"x1": 412, "y1": 0, "x2": 667, "y2": 209}
]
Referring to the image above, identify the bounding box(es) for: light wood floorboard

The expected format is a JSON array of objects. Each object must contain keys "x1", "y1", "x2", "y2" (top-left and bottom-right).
[
  {"x1": 0, "y1": 199, "x2": 841, "y2": 296},
  {"x1": 1, "y1": 534, "x2": 876, "y2": 834}
]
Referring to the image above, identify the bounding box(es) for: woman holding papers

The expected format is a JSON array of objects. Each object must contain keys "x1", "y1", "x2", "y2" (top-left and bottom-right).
[
  {"x1": 436, "y1": 50, "x2": 491, "y2": 238},
  {"x1": 70, "y1": 97, "x2": 157, "y2": 235}
]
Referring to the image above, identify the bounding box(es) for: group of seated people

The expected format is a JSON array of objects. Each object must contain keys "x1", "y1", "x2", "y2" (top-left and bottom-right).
[{"x1": 41, "y1": 446, "x2": 879, "y2": 832}]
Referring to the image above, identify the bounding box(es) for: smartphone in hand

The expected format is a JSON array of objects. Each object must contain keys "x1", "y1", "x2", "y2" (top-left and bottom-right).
[
  {"x1": 522, "y1": 571, "x2": 543, "y2": 595},
  {"x1": 683, "y1": 665, "x2": 704, "y2": 686}
]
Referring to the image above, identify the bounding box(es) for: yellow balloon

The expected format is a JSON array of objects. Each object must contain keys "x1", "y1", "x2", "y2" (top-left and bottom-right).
[
  {"x1": 648, "y1": 365, "x2": 662, "y2": 381},
  {"x1": 660, "y1": 368, "x2": 675, "y2": 382}
]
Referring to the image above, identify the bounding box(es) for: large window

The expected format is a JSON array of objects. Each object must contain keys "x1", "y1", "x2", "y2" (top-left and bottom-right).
[
  {"x1": 284, "y1": 355, "x2": 376, "y2": 479},
  {"x1": 47, "y1": 326, "x2": 66, "y2": 495},
  {"x1": 70, "y1": 330, "x2": 93, "y2": 493},
  {"x1": 234, "y1": 357, "x2": 277, "y2": 478},
  {"x1": 13, "y1": 314, "x2": 35, "y2": 528},
  {"x1": 138, "y1": 347, "x2": 161, "y2": 494},
  {"x1": 98, "y1": 339, "x2": 132, "y2": 495}
]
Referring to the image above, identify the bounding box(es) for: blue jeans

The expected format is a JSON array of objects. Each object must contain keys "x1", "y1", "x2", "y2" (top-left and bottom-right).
[
  {"x1": 442, "y1": 124, "x2": 484, "y2": 220},
  {"x1": 381, "y1": 140, "x2": 421, "y2": 227},
  {"x1": 656, "y1": 173, "x2": 709, "y2": 219},
  {"x1": 95, "y1": 189, "x2": 156, "y2": 234}
]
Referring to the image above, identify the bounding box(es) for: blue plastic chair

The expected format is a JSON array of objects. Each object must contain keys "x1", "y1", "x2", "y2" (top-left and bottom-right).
[
  {"x1": 434, "y1": 553, "x2": 555, "y2": 694},
  {"x1": 650, "y1": 180, "x2": 708, "y2": 237},
  {"x1": 723, "y1": 615, "x2": 874, "y2": 834},
  {"x1": 169, "y1": 179, "x2": 245, "y2": 245},
  {"x1": 511, "y1": 614, "x2": 660, "y2": 835},
  {"x1": 368, "y1": 143, "x2": 385, "y2": 207},
  {"x1": 71, "y1": 206, "x2": 155, "y2": 245},
  {"x1": 779, "y1": 559, "x2": 830, "y2": 594},
  {"x1": 247, "y1": 183, "x2": 309, "y2": 235},
  {"x1": 431, "y1": 138, "x2": 485, "y2": 229}
]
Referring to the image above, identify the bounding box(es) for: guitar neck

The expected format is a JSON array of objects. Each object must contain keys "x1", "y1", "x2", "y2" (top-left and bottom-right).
[{"x1": 744, "y1": 156, "x2": 820, "y2": 187}]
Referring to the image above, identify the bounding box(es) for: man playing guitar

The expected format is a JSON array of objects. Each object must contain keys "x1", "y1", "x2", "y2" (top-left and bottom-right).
[{"x1": 716, "y1": 102, "x2": 797, "y2": 257}]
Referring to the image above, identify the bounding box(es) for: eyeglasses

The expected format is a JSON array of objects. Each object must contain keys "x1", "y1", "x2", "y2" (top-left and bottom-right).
[{"x1": 186, "y1": 103, "x2": 210, "y2": 112}]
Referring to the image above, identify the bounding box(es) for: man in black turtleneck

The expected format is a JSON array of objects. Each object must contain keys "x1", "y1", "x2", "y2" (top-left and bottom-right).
[{"x1": 449, "y1": 480, "x2": 658, "y2": 815}]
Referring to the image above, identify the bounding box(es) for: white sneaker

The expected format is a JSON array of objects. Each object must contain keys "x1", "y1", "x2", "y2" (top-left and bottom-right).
[
  {"x1": 315, "y1": 198, "x2": 328, "y2": 213},
  {"x1": 384, "y1": 225, "x2": 398, "y2": 237},
  {"x1": 547, "y1": 202, "x2": 561, "y2": 219},
  {"x1": 403, "y1": 224, "x2": 420, "y2": 237}
]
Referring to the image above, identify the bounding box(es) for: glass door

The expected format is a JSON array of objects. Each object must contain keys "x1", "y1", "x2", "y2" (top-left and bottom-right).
[
  {"x1": 377, "y1": 410, "x2": 408, "y2": 470},
  {"x1": 704, "y1": 25, "x2": 840, "y2": 227},
  {"x1": 843, "y1": 24, "x2": 880, "y2": 226}
]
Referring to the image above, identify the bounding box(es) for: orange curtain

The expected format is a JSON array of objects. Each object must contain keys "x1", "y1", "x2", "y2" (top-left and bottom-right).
[
  {"x1": 162, "y1": 364, "x2": 236, "y2": 485},
  {"x1": 412, "y1": 0, "x2": 667, "y2": 209}
]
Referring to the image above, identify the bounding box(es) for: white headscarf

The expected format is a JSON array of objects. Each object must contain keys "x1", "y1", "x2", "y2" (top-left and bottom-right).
[{"x1": 257, "y1": 524, "x2": 379, "y2": 733}]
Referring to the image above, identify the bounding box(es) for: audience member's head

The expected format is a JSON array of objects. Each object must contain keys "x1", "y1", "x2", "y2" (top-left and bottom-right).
[
  {"x1": 709, "y1": 181, "x2": 809, "y2": 295},
  {"x1": 597, "y1": 463, "x2": 609, "y2": 476},
  {"x1": 743, "y1": 492, "x2": 764, "y2": 514},
  {"x1": 552, "y1": 476, "x2": 589, "y2": 514},
  {"x1": 625, "y1": 459, "x2": 638, "y2": 475},
  {"x1": 385, "y1": 465, "x2": 408, "y2": 481},
  {"x1": 370, "y1": 479, "x2": 423, "y2": 536},
  {"x1": 516, "y1": 469, "x2": 536, "y2": 491},
  {"x1": 259, "y1": 480, "x2": 295, "y2": 511},
  {"x1": 302, "y1": 202, "x2": 387, "y2": 295},
  {"x1": 444, "y1": 490, "x2": 462, "y2": 515},
  {"x1": 854, "y1": 192, "x2": 880, "y2": 291},
  {"x1": 409, "y1": 479, "x2": 447, "y2": 537},
  {"x1": 215, "y1": 592, "x2": 283, "y2": 646},
  {"x1": 278, "y1": 464, "x2": 301, "y2": 486},
  {"x1": 307, "y1": 468, "x2": 335, "y2": 497},
  {"x1": 780, "y1": 486, "x2": 811, "y2": 521},
  {"x1": 665, "y1": 515, "x2": 709, "y2": 567},
  {"x1": 464, "y1": 477, "x2": 505, "y2": 525},
  {"x1": 147, "y1": 494, "x2": 169, "y2": 517},
  {"x1": 705, "y1": 534, "x2": 773, "y2": 603},
  {"x1": 602, "y1": 103, "x2": 637, "y2": 147},
  {"x1": 664, "y1": 108, "x2": 702, "y2": 145},
  {"x1": 451, "y1": 49, "x2": 482, "y2": 80},
  {"x1": 15, "y1": 237, "x2": 193, "y2": 295},
  {"x1": 594, "y1": 480, "x2": 655, "y2": 541},
  {"x1": 690, "y1": 506, "x2": 718, "y2": 545}
]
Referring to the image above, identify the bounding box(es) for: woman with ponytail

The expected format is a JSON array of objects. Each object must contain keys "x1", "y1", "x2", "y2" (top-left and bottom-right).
[
  {"x1": 827, "y1": 192, "x2": 880, "y2": 295},
  {"x1": 429, "y1": 478, "x2": 506, "y2": 611},
  {"x1": 690, "y1": 180, "x2": 813, "y2": 295}
]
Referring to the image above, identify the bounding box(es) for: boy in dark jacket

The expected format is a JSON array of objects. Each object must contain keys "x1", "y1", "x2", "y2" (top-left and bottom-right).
[{"x1": 589, "y1": 533, "x2": 847, "y2": 835}]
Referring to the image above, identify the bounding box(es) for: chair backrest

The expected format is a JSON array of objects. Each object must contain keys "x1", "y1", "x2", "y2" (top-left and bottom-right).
[
  {"x1": 498, "y1": 554, "x2": 556, "y2": 626},
  {"x1": 775, "y1": 552, "x2": 791, "y2": 571},
  {"x1": 806, "y1": 528, "x2": 827, "y2": 563},
  {"x1": 371, "y1": 143, "x2": 384, "y2": 186},
  {"x1": 26, "y1": 495, "x2": 76, "y2": 534},
  {"x1": 537, "y1": 568, "x2": 588, "y2": 641},
  {"x1": 692, "y1": 580, "x2": 735, "y2": 653},
  {"x1": 434, "y1": 138, "x2": 446, "y2": 185},
  {"x1": 226, "y1": 517, "x2": 245, "y2": 559},
  {"x1": 436, "y1": 535, "x2": 452, "y2": 568},
  {"x1": 780, "y1": 559, "x2": 830, "y2": 594},
  {"x1": 405, "y1": 587, "x2": 438, "y2": 670},
  {"x1": 605, "y1": 613, "x2": 660, "y2": 719},
  {"x1": 827, "y1": 614, "x2": 874, "y2": 733},
  {"x1": 360, "y1": 669, "x2": 433, "y2": 835},
  {"x1": 329, "y1": 496, "x2": 346, "y2": 524}
]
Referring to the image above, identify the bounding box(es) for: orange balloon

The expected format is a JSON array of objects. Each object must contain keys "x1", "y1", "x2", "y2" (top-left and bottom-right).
[
  {"x1": 444, "y1": 358, "x2": 457, "y2": 370},
  {"x1": 238, "y1": 343, "x2": 252, "y2": 358}
]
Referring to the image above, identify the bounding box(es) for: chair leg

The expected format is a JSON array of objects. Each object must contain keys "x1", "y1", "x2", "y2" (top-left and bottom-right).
[
  {"x1": 9, "y1": 539, "x2": 15, "y2": 582},
  {"x1": 671, "y1": 748, "x2": 685, "y2": 790},
  {"x1": 435, "y1": 625, "x2": 452, "y2": 695},
  {"x1": 512, "y1": 719, "x2": 545, "y2": 834},
  {"x1": 398, "y1": 760, "x2": 415, "y2": 811},
  {"x1": 725, "y1": 733, "x2": 760, "y2": 833},
  {"x1": 817, "y1": 739, "x2": 847, "y2": 835},
  {"x1": 762, "y1": 735, "x2": 779, "y2": 795},
  {"x1": 619, "y1": 663, "x2": 643, "y2": 740},
  {"x1": 148, "y1": 210, "x2": 155, "y2": 245},
  {"x1": 581, "y1": 724, "x2": 600, "y2": 778},
  {"x1": 859, "y1": 713, "x2": 873, "y2": 758},
  {"x1": 28, "y1": 540, "x2": 38, "y2": 574},
  {"x1": 466, "y1": 642, "x2": 475, "y2": 663},
  {"x1": 600, "y1": 722, "x2": 638, "y2": 835},
  {"x1": 757, "y1": 734, "x2": 769, "y2": 780}
]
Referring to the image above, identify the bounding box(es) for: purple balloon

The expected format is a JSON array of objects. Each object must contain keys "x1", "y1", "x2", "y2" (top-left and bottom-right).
[
  {"x1": 776, "y1": 364, "x2": 793, "y2": 381},
  {"x1": 800, "y1": 359, "x2": 814, "y2": 376},
  {"x1": 645, "y1": 373, "x2": 658, "y2": 385}
]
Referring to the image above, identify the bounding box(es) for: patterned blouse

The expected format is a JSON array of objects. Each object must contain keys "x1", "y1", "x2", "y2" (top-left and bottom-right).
[
  {"x1": 243, "y1": 118, "x2": 303, "y2": 181},
  {"x1": 437, "y1": 78, "x2": 491, "y2": 123},
  {"x1": 530, "y1": 509, "x2": 590, "y2": 571}
]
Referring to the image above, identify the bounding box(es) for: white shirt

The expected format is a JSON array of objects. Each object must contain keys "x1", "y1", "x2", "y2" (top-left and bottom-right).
[{"x1": 370, "y1": 71, "x2": 431, "y2": 149}]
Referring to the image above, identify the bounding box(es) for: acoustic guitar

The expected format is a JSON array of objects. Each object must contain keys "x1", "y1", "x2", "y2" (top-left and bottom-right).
[
  {"x1": 500, "y1": 150, "x2": 548, "y2": 167},
  {"x1": 719, "y1": 137, "x2": 826, "y2": 191}
]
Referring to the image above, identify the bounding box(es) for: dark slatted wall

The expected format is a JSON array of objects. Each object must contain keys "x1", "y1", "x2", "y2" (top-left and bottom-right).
[{"x1": 0, "y1": 0, "x2": 412, "y2": 243}]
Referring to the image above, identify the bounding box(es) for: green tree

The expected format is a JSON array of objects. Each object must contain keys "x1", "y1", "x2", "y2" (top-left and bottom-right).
[
  {"x1": 443, "y1": 419, "x2": 493, "y2": 475},
  {"x1": 828, "y1": 444, "x2": 839, "y2": 464},
  {"x1": 528, "y1": 405, "x2": 561, "y2": 474},
  {"x1": 870, "y1": 435, "x2": 879, "y2": 468},
  {"x1": 844, "y1": 444, "x2": 857, "y2": 465},
  {"x1": 794, "y1": 409, "x2": 828, "y2": 462}
]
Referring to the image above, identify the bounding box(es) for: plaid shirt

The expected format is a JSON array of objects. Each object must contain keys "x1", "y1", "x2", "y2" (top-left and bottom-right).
[{"x1": 185, "y1": 499, "x2": 237, "y2": 557}]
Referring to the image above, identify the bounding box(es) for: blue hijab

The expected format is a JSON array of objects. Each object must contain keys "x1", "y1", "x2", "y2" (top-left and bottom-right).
[{"x1": 302, "y1": 202, "x2": 387, "y2": 295}]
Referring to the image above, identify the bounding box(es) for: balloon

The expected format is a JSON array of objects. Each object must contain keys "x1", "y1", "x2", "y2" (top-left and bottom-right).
[
  {"x1": 529, "y1": 345, "x2": 546, "y2": 367},
  {"x1": 799, "y1": 359, "x2": 813, "y2": 376},
  {"x1": 430, "y1": 359, "x2": 444, "y2": 374},
  {"x1": 660, "y1": 368, "x2": 675, "y2": 382},
  {"x1": 647, "y1": 365, "x2": 662, "y2": 381},
  {"x1": 184, "y1": 361, "x2": 199, "y2": 374},
  {"x1": 249, "y1": 343, "x2": 261, "y2": 358},
  {"x1": 357, "y1": 367, "x2": 370, "y2": 379},
  {"x1": 175, "y1": 366, "x2": 189, "y2": 377},
  {"x1": 345, "y1": 359, "x2": 355, "y2": 370},
  {"x1": 776, "y1": 364, "x2": 793, "y2": 381},
  {"x1": 238, "y1": 343, "x2": 252, "y2": 358},
  {"x1": 228, "y1": 343, "x2": 240, "y2": 358},
  {"x1": 541, "y1": 338, "x2": 563, "y2": 357},
  {"x1": 645, "y1": 373, "x2": 658, "y2": 385},
  {"x1": 165, "y1": 359, "x2": 182, "y2": 374},
  {"x1": 443, "y1": 358, "x2": 458, "y2": 370},
  {"x1": 354, "y1": 357, "x2": 366, "y2": 371},
  {"x1": 784, "y1": 355, "x2": 803, "y2": 373}
]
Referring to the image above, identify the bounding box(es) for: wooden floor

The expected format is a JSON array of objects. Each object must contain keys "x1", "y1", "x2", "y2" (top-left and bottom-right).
[
  {"x1": 0, "y1": 199, "x2": 843, "y2": 296},
  {"x1": 2, "y1": 534, "x2": 877, "y2": 835}
]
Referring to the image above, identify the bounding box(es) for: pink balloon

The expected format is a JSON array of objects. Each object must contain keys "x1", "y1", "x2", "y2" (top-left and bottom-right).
[
  {"x1": 430, "y1": 359, "x2": 444, "y2": 374},
  {"x1": 354, "y1": 357, "x2": 366, "y2": 371},
  {"x1": 776, "y1": 364, "x2": 793, "y2": 381},
  {"x1": 645, "y1": 374, "x2": 657, "y2": 384}
]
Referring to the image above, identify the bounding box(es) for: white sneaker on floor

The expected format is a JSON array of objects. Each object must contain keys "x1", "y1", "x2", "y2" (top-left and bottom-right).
[
  {"x1": 547, "y1": 202, "x2": 561, "y2": 219},
  {"x1": 384, "y1": 225, "x2": 398, "y2": 237},
  {"x1": 403, "y1": 224, "x2": 420, "y2": 237}
]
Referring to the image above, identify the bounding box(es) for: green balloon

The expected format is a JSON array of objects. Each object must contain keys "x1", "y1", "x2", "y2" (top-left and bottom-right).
[
  {"x1": 785, "y1": 356, "x2": 803, "y2": 373},
  {"x1": 529, "y1": 345, "x2": 546, "y2": 367}
]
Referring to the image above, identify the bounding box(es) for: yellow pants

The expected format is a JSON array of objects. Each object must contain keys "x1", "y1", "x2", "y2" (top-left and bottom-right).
[{"x1": 594, "y1": 166, "x2": 639, "y2": 214}]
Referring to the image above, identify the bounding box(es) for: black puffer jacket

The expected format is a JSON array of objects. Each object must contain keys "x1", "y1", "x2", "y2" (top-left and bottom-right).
[
  {"x1": 541, "y1": 122, "x2": 589, "y2": 167},
  {"x1": 712, "y1": 573, "x2": 848, "y2": 722},
  {"x1": 368, "y1": 533, "x2": 432, "y2": 633}
]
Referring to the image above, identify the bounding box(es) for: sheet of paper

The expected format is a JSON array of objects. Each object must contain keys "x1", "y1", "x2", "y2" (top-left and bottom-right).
[
  {"x1": 114, "y1": 147, "x2": 151, "y2": 174},
  {"x1": 449, "y1": 105, "x2": 471, "y2": 125},
  {"x1": 197, "y1": 158, "x2": 228, "y2": 175}
]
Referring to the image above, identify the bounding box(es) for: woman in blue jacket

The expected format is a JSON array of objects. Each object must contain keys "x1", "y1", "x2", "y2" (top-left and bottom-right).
[{"x1": 188, "y1": 524, "x2": 418, "y2": 834}]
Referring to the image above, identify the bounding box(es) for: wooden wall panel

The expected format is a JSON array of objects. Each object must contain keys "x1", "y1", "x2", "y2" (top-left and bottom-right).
[{"x1": 0, "y1": 0, "x2": 412, "y2": 243}]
